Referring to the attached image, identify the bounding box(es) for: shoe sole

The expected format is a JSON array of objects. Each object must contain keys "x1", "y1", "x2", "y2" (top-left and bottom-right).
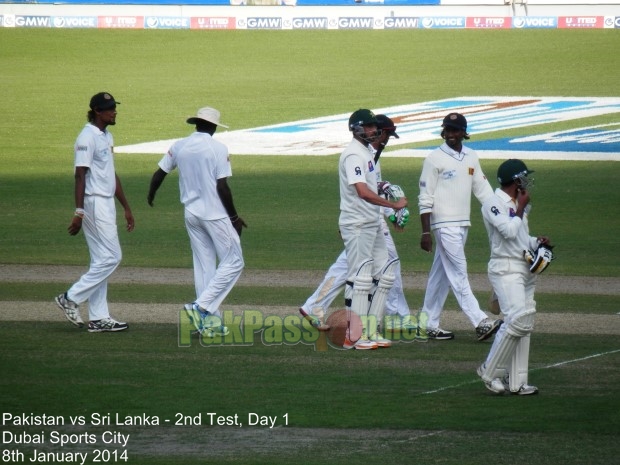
[
  {"x1": 299, "y1": 308, "x2": 330, "y2": 331},
  {"x1": 354, "y1": 345, "x2": 378, "y2": 350},
  {"x1": 477, "y1": 320, "x2": 503, "y2": 342},
  {"x1": 55, "y1": 296, "x2": 84, "y2": 328},
  {"x1": 428, "y1": 335, "x2": 455, "y2": 340}
]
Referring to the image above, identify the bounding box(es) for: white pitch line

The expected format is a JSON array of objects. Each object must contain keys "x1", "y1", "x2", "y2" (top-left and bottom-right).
[{"x1": 420, "y1": 348, "x2": 620, "y2": 395}]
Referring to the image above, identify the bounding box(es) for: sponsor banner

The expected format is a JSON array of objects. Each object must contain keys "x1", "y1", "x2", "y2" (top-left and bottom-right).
[
  {"x1": 336, "y1": 16, "x2": 374, "y2": 29},
  {"x1": 291, "y1": 17, "x2": 328, "y2": 29},
  {"x1": 116, "y1": 97, "x2": 620, "y2": 157},
  {"x1": 466, "y1": 17, "x2": 511, "y2": 29},
  {"x1": 512, "y1": 16, "x2": 557, "y2": 28},
  {"x1": 190, "y1": 17, "x2": 236, "y2": 29},
  {"x1": 52, "y1": 16, "x2": 98, "y2": 28},
  {"x1": 98, "y1": 16, "x2": 145, "y2": 28},
  {"x1": 145, "y1": 16, "x2": 190, "y2": 29},
  {"x1": 4, "y1": 15, "x2": 51, "y2": 27},
  {"x1": 420, "y1": 16, "x2": 466, "y2": 29},
  {"x1": 558, "y1": 16, "x2": 604, "y2": 28},
  {"x1": 241, "y1": 17, "x2": 283, "y2": 29},
  {"x1": 383, "y1": 16, "x2": 419, "y2": 29}
]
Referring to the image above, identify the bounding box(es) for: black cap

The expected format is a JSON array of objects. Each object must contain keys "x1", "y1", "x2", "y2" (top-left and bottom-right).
[
  {"x1": 442, "y1": 112, "x2": 467, "y2": 131},
  {"x1": 89, "y1": 92, "x2": 120, "y2": 111},
  {"x1": 375, "y1": 114, "x2": 400, "y2": 139}
]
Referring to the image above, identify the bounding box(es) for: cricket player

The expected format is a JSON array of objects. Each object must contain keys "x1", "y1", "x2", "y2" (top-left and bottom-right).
[
  {"x1": 55, "y1": 92, "x2": 134, "y2": 332},
  {"x1": 148, "y1": 106, "x2": 246, "y2": 337},
  {"x1": 300, "y1": 115, "x2": 416, "y2": 341},
  {"x1": 418, "y1": 112, "x2": 501, "y2": 341},
  {"x1": 478, "y1": 158, "x2": 551, "y2": 395},
  {"x1": 338, "y1": 109, "x2": 407, "y2": 349}
]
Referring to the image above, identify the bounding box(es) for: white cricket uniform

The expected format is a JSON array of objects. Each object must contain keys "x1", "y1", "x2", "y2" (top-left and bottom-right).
[
  {"x1": 159, "y1": 132, "x2": 244, "y2": 316},
  {"x1": 418, "y1": 142, "x2": 493, "y2": 330},
  {"x1": 338, "y1": 139, "x2": 388, "y2": 289},
  {"x1": 481, "y1": 189, "x2": 538, "y2": 366},
  {"x1": 67, "y1": 123, "x2": 122, "y2": 321}
]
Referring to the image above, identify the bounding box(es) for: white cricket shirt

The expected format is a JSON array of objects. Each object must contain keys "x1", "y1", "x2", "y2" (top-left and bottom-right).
[
  {"x1": 158, "y1": 132, "x2": 231, "y2": 221},
  {"x1": 338, "y1": 138, "x2": 380, "y2": 226},
  {"x1": 482, "y1": 188, "x2": 539, "y2": 260},
  {"x1": 418, "y1": 142, "x2": 492, "y2": 229},
  {"x1": 74, "y1": 123, "x2": 116, "y2": 198}
]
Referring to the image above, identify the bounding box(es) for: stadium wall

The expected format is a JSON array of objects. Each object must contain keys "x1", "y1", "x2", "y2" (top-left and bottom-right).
[{"x1": 1, "y1": 0, "x2": 619, "y2": 29}]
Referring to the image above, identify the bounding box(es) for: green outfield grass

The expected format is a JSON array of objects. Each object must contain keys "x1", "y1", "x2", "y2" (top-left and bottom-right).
[{"x1": 1, "y1": 28, "x2": 619, "y2": 465}]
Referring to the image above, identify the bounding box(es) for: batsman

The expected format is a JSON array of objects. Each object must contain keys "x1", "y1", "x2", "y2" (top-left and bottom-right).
[
  {"x1": 337, "y1": 109, "x2": 408, "y2": 349},
  {"x1": 477, "y1": 159, "x2": 554, "y2": 395}
]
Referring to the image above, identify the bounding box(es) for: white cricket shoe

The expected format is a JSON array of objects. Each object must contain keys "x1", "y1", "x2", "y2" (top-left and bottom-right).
[
  {"x1": 512, "y1": 384, "x2": 539, "y2": 396},
  {"x1": 369, "y1": 333, "x2": 392, "y2": 348},
  {"x1": 55, "y1": 292, "x2": 84, "y2": 328},
  {"x1": 477, "y1": 364, "x2": 505, "y2": 395},
  {"x1": 354, "y1": 336, "x2": 378, "y2": 350},
  {"x1": 88, "y1": 317, "x2": 128, "y2": 333}
]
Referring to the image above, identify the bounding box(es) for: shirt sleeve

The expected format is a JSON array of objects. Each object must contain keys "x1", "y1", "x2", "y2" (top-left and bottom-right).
[
  {"x1": 158, "y1": 147, "x2": 177, "y2": 174},
  {"x1": 418, "y1": 156, "x2": 437, "y2": 214},
  {"x1": 74, "y1": 133, "x2": 94, "y2": 169},
  {"x1": 482, "y1": 198, "x2": 523, "y2": 240},
  {"x1": 344, "y1": 153, "x2": 366, "y2": 186},
  {"x1": 472, "y1": 157, "x2": 494, "y2": 205}
]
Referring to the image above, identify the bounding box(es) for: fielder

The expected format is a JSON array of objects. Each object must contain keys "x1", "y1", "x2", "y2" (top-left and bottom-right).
[
  {"x1": 337, "y1": 109, "x2": 407, "y2": 349},
  {"x1": 478, "y1": 158, "x2": 553, "y2": 395},
  {"x1": 148, "y1": 106, "x2": 246, "y2": 337},
  {"x1": 55, "y1": 92, "x2": 134, "y2": 332},
  {"x1": 418, "y1": 113, "x2": 501, "y2": 341},
  {"x1": 300, "y1": 115, "x2": 416, "y2": 340}
]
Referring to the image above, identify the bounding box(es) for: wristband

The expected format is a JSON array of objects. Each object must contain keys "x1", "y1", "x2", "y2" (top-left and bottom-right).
[
  {"x1": 74, "y1": 208, "x2": 85, "y2": 219},
  {"x1": 421, "y1": 232, "x2": 431, "y2": 236},
  {"x1": 229, "y1": 215, "x2": 239, "y2": 221}
]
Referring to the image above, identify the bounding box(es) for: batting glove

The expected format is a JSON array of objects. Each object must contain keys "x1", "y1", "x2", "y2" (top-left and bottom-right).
[{"x1": 390, "y1": 207, "x2": 410, "y2": 228}]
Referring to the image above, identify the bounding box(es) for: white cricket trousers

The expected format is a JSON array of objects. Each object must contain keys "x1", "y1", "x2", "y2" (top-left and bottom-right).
[
  {"x1": 184, "y1": 212, "x2": 244, "y2": 316},
  {"x1": 300, "y1": 220, "x2": 410, "y2": 318},
  {"x1": 67, "y1": 195, "x2": 121, "y2": 321},
  {"x1": 422, "y1": 226, "x2": 487, "y2": 329},
  {"x1": 485, "y1": 258, "x2": 537, "y2": 365},
  {"x1": 339, "y1": 221, "x2": 389, "y2": 306}
]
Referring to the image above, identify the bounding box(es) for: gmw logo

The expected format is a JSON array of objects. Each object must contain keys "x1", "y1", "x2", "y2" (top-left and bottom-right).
[
  {"x1": 384, "y1": 17, "x2": 419, "y2": 29},
  {"x1": 247, "y1": 17, "x2": 282, "y2": 29},
  {"x1": 338, "y1": 17, "x2": 374, "y2": 29},
  {"x1": 292, "y1": 17, "x2": 327, "y2": 29}
]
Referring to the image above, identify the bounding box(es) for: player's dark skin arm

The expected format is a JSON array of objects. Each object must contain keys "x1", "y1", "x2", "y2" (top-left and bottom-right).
[
  {"x1": 420, "y1": 212, "x2": 432, "y2": 252},
  {"x1": 68, "y1": 166, "x2": 88, "y2": 236},
  {"x1": 217, "y1": 178, "x2": 247, "y2": 236},
  {"x1": 147, "y1": 168, "x2": 167, "y2": 207}
]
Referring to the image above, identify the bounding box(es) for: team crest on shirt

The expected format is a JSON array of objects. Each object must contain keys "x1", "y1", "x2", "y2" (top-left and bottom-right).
[
  {"x1": 468, "y1": 168, "x2": 474, "y2": 175},
  {"x1": 509, "y1": 208, "x2": 516, "y2": 217},
  {"x1": 367, "y1": 161, "x2": 374, "y2": 172}
]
